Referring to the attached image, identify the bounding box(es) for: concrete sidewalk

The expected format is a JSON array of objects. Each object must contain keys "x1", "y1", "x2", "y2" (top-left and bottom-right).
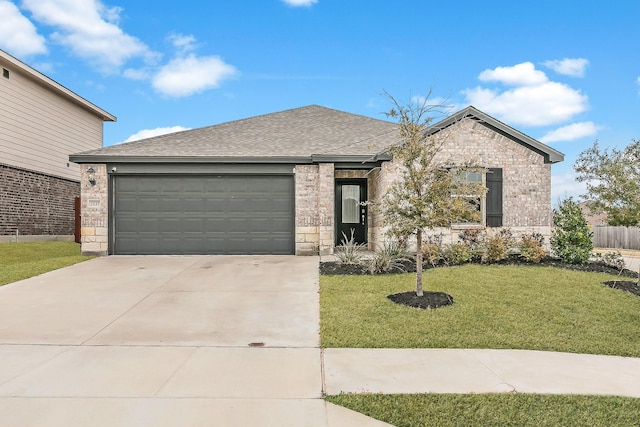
[
  {"x1": 323, "y1": 348, "x2": 640, "y2": 397},
  {"x1": 623, "y1": 255, "x2": 639, "y2": 273}
]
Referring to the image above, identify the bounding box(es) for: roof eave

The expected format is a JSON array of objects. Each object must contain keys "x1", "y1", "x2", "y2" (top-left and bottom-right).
[
  {"x1": 69, "y1": 152, "x2": 394, "y2": 165},
  {"x1": 69, "y1": 155, "x2": 315, "y2": 164},
  {"x1": 311, "y1": 153, "x2": 392, "y2": 163}
]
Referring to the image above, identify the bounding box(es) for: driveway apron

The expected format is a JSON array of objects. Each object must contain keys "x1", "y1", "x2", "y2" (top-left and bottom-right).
[{"x1": 0, "y1": 255, "x2": 385, "y2": 426}]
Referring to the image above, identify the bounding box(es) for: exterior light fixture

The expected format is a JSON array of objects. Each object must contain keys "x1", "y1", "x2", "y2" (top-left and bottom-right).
[{"x1": 87, "y1": 167, "x2": 96, "y2": 186}]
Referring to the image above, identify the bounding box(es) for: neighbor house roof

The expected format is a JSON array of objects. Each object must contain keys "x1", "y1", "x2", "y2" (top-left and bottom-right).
[
  {"x1": 426, "y1": 106, "x2": 564, "y2": 164},
  {"x1": 70, "y1": 105, "x2": 398, "y2": 164},
  {"x1": 0, "y1": 49, "x2": 116, "y2": 122}
]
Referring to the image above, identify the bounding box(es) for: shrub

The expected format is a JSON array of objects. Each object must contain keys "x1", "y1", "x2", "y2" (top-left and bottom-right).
[
  {"x1": 496, "y1": 228, "x2": 516, "y2": 249},
  {"x1": 482, "y1": 232, "x2": 510, "y2": 263},
  {"x1": 592, "y1": 251, "x2": 626, "y2": 272},
  {"x1": 421, "y1": 243, "x2": 442, "y2": 267},
  {"x1": 551, "y1": 197, "x2": 593, "y2": 264},
  {"x1": 335, "y1": 230, "x2": 366, "y2": 265},
  {"x1": 458, "y1": 229, "x2": 484, "y2": 248},
  {"x1": 442, "y1": 243, "x2": 472, "y2": 265},
  {"x1": 458, "y1": 229, "x2": 484, "y2": 260},
  {"x1": 519, "y1": 233, "x2": 546, "y2": 263},
  {"x1": 421, "y1": 233, "x2": 445, "y2": 267},
  {"x1": 368, "y1": 241, "x2": 411, "y2": 274}
]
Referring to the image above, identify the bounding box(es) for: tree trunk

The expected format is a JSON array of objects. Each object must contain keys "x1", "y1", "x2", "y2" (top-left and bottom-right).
[{"x1": 416, "y1": 229, "x2": 423, "y2": 296}]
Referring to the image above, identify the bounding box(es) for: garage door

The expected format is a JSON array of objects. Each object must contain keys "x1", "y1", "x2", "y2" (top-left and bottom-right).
[{"x1": 112, "y1": 175, "x2": 295, "y2": 255}]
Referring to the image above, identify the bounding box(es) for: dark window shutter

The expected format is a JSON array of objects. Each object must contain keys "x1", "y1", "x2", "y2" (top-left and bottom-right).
[{"x1": 486, "y1": 168, "x2": 503, "y2": 227}]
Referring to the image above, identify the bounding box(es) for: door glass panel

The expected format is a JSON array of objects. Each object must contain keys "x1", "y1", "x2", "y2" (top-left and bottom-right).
[{"x1": 342, "y1": 185, "x2": 360, "y2": 224}]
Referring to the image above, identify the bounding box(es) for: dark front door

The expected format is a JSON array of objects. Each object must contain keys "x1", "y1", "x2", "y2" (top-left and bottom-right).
[{"x1": 335, "y1": 179, "x2": 367, "y2": 245}]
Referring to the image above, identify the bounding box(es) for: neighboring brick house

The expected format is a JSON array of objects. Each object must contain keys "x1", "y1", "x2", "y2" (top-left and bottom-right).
[
  {"x1": 69, "y1": 105, "x2": 563, "y2": 256},
  {"x1": 0, "y1": 49, "x2": 115, "y2": 242}
]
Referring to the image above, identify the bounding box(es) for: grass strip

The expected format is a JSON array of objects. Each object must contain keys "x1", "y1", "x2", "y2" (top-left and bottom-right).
[
  {"x1": 0, "y1": 242, "x2": 92, "y2": 285},
  {"x1": 326, "y1": 393, "x2": 640, "y2": 427}
]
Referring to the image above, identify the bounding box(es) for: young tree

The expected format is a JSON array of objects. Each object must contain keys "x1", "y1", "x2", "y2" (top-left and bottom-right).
[
  {"x1": 574, "y1": 139, "x2": 640, "y2": 226},
  {"x1": 550, "y1": 197, "x2": 593, "y2": 264},
  {"x1": 378, "y1": 92, "x2": 485, "y2": 296}
]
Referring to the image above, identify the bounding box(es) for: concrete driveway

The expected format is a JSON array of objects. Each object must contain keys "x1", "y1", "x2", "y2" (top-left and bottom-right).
[{"x1": 0, "y1": 256, "x2": 388, "y2": 427}]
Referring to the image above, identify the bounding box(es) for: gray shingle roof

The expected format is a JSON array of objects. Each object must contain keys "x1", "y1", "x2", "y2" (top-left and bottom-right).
[
  {"x1": 70, "y1": 104, "x2": 563, "y2": 165},
  {"x1": 70, "y1": 105, "x2": 399, "y2": 162}
]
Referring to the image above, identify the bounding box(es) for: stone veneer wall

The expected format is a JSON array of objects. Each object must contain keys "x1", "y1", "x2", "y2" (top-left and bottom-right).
[
  {"x1": 294, "y1": 163, "x2": 335, "y2": 255},
  {"x1": 373, "y1": 118, "x2": 554, "y2": 249},
  {"x1": 0, "y1": 163, "x2": 79, "y2": 236},
  {"x1": 79, "y1": 164, "x2": 108, "y2": 256}
]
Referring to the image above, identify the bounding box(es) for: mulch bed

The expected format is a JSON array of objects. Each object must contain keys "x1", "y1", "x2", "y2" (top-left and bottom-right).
[
  {"x1": 320, "y1": 256, "x2": 638, "y2": 279},
  {"x1": 387, "y1": 291, "x2": 454, "y2": 310},
  {"x1": 603, "y1": 280, "x2": 640, "y2": 297},
  {"x1": 321, "y1": 256, "x2": 640, "y2": 308}
]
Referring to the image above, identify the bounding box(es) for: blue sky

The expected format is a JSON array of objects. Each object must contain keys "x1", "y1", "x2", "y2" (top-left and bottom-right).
[{"x1": 2, "y1": 0, "x2": 638, "y2": 201}]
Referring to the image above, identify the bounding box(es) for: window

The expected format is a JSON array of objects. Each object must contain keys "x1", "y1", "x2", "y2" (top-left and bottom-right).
[
  {"x1": 450, "y1": 168, "x2": 504, "y2": 227},
  {"x1": 452, "y1": 170, "x2": 485, "y2": 227},
  {"x1": 341, "y1": 185, "x2": 360, "y2": 224}
]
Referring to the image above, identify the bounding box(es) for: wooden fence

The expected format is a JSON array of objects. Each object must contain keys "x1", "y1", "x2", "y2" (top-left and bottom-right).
[{"x1": 591, "y1": 226, "x2": 640, "y2": 250}]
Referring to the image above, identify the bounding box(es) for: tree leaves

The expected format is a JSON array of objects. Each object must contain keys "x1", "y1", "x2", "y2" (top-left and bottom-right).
[
  {"x1": 574, "y1": 139, "x2": 640, "y2": 226},
  {"x1": 375, "y1": 91, "x2": 486, "y2": 295}
]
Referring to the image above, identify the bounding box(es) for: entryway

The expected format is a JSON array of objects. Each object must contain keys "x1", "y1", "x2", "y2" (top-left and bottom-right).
[{"x1": 335, "y1": 179, "x2": 367, "y2": 246}]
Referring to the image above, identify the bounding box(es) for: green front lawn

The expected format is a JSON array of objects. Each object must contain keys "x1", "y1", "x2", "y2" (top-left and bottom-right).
[
  {"x1": 0, "y1": 241, "x2": 92, "y2": 286},
  {"x1": 320, "y1": 264, "x2": 640, "y2": 357},
  {"x1": 323, "y1": 265, "x2": 640, "y2": 425},
  {"x1": 326, "y1": 393, "x2": 640, "y2": 427}
]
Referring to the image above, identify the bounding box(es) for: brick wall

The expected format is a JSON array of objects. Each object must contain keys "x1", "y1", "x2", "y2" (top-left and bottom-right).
[
  {"x1": 373, "y1": 118, "x2": 554, "y2": 248},
  {"x1": 294, "y1": 163, "x2": 335, "y2": 255},
  {"x1": 0, "y1": 163, "x2": 79, "y2": 236}
]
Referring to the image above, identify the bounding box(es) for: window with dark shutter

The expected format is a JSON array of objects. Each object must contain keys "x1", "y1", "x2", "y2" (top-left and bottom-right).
[{"x1": 486, "y1": 168, "x2": 503, "y2": 227}]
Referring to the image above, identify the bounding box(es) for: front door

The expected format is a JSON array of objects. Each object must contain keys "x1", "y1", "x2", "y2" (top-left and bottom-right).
[{"x1": 335, "y1": 179, "x2": 367, "y2": 246}]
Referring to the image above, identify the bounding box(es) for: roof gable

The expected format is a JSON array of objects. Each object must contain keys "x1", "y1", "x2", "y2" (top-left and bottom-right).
[{"x1": 426, "y1": 106, "x2": 564, "y2": 164}]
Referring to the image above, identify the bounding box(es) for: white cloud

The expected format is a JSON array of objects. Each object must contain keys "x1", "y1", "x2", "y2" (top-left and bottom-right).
[
  {"x1": 464, "y1": 81, "x2": 588, "y2": 127},
  {"x1": 637, "y1": 76, "x2": 640, "y2": 94},
  {"x1": 152, "y1": 54, "x2": 237, "y2": 97},
  {"x1": 21, "y1": 0, "x2": 153, "y2": 71},
  {"x1": 0, "y1": 0, "x2": 47, "y2": 57},
  {"x1": 543, "y1": 58, "x2": 589, "y2": 77},
  {"x1": 551, "y1": 172, "x2": 587, "y2": 202},
  {"x1": 463, "y1": 62, "x2": 589, "y2": 127},
  {"x1": 281, "y1": 0, "x2": 318, "y2": 6},
  {"x1": 168, "y1": 33, "x2": 197, "y2": 54},
  {"x1": 539, "y1": 122, "x2": 600, "y2": 143},
  {"x1": 478, "y1": 62, "x2": 548, "y2": 86},
  {"x1": 122, "y1": 67, "x2": 149, "y2": 80},
  {"x1": 121, "y1": 126, "x2": 190, "y2": 143}
]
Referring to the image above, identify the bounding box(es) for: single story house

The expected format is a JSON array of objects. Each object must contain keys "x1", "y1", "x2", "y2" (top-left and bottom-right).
[
  {"x1": 0, "y1": 49, "x2": 116, "y2": 242},
  {"x1": 69, "y1": 105, "x2": 563, "y2": 256}
]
